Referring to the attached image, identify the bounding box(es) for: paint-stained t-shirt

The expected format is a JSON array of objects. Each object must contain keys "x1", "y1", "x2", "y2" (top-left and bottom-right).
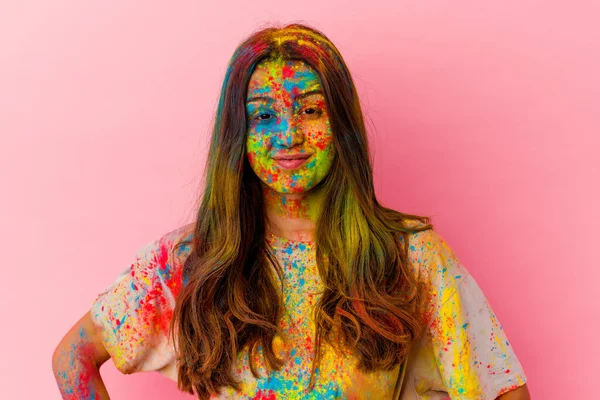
[{"x1": 91, "y1": 223, "x2": 527, "y2": 399}]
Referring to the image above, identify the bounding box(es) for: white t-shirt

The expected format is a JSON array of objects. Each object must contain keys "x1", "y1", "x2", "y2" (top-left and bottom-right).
[{"x1": 91, "y1": 223, "x2": 527, "y2": 399}]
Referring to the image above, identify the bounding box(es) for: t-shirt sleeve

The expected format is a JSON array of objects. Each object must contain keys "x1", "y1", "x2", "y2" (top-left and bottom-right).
[
  {"x1": 90, "y1": 224, "x2": 193, "y2": 374},
  {"x1": 409, "y1": 228, "x2": 528, "y2": 399}
]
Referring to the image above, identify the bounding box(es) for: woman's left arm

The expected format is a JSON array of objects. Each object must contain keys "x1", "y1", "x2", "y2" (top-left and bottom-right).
[
  {"x1": 410, "y1": 229, "x2": 529, "y2": 399},
  {"x1": 496, "y1": 384, "x2": 531, "y2": 400}
]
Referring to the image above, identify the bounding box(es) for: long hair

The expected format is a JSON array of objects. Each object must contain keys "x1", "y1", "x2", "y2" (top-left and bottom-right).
[{"x1": 170, "y1": 23, "x2": 433, "y2": 399}]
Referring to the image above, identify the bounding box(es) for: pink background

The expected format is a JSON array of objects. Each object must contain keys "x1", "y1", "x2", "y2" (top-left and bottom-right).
[{"x1": 2, "y1": 1, "x2": 598, "y2": 399}]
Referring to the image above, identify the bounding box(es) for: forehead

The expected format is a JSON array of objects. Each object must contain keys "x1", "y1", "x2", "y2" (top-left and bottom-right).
[{"x1": 246, "y1": 59, "x2": 322, "y2": 99}]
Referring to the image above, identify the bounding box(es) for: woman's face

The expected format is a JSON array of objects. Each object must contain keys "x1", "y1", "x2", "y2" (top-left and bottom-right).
[{"x1": 245, "y1": 58, "x2": 335, "y2": 194}]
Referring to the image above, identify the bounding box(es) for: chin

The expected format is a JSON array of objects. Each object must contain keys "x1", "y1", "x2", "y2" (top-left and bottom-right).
[
  {"x1": 270, "y1": 183, "x2": 312, "y2": 194},
  {"x1": 260, "y1": 173, "x2": 325, "y2": 194}
]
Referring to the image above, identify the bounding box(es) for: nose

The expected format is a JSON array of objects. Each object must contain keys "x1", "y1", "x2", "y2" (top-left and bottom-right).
[{"x1": 272, "y1": 118, "x2": 304, "y2": 148}]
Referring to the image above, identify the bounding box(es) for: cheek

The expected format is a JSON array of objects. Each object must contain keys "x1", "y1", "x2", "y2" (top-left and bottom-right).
[
  {"x1": 246, "y1": 134, "x2": 272, "y2": 170},
  {"x1": 306, "y1": 124, "x2": 334, "y2": 150},
  {"x1": 246, "y1": 125, "x2": 277, "y2": 150}
]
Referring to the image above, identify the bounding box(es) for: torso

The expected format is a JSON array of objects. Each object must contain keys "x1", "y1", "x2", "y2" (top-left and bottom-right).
[{"x1": 161, "y1": 232, "x2": 401, "y2": 399}]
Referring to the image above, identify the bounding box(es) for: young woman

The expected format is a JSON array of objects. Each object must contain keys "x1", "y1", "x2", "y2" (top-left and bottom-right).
[{"x1": 52, "y1": 24, "x2": 530, "y2": 400}]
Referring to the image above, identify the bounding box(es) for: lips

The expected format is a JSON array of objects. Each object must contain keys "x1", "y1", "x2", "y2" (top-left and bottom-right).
[{"x1": 272, "y1": 153, "x2": 312, "y2": 170}]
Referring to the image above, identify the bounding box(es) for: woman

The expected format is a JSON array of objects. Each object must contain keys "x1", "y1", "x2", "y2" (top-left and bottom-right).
[{"x1": 52, "y1": 24, "x2": 530, "y2": 399}]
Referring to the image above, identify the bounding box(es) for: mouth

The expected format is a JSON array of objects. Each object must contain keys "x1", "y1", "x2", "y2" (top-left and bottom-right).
[{"x1": 272, "y1": 153, "x2": 312, "y2": 170}]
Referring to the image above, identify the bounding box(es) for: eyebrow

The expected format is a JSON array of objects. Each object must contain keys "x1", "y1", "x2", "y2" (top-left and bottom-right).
[{"x1": 246, "y1": 89, "x2": 324, "y2": 104}]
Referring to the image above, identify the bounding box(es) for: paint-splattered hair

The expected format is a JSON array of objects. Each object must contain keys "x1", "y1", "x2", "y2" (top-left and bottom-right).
[{"x1": 171, "y1": 23, "x2": 433, "y2": 399}]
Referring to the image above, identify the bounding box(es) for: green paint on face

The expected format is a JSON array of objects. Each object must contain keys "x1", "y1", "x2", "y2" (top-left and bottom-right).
[{"x1": 245, "y1": 58, "x2": 335, "y2": 194}]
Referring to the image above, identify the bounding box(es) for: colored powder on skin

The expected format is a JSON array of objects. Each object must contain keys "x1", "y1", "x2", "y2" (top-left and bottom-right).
[
  {"x1": 55, "y1": 328, "x2": 99, "y2": 400},
  {"x1": 245, "y1": 58, "x2": 335, "y2": 195}
]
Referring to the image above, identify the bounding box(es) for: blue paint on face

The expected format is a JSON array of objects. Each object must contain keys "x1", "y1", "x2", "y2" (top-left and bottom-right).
[{"x1": 245, "y1": 58, "x2": 335, "y2": 194}]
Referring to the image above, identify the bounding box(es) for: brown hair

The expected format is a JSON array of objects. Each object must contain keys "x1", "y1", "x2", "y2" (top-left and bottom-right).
[{"x1": 170, "y1": 23, "x2": 433, "y2": 399}]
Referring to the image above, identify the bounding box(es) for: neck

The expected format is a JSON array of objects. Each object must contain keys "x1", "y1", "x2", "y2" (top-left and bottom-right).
[{"x1": 262, "y1": 183, "x2": 324, "y2": 242}]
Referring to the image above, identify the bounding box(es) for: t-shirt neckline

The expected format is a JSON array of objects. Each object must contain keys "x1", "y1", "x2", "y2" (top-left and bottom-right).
[{"x1": 266, "y1": 231, "x2": 315, "y2": 245}]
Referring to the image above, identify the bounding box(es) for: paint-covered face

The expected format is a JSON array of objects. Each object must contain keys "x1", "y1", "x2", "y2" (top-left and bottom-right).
[{"x1": 245, "y1": 58, "x2": 335, "y2": 194}]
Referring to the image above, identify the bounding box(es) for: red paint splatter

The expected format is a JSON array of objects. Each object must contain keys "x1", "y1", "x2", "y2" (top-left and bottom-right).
[
  {"x1": 249, "y1": 42, "x2": 268, "y2": 55},
  {"x1": 61, "y1": 339, "x2": 101, "y2": 400},
  {"x1": 282, "y1": 65, "x2": 295, "y2": 79},
  {"x1": 254, "y1": 389, "x2": 277, "y2": 400},
  {"x1": 497, "y1": 384, "x2": 521, "y2": 396}
]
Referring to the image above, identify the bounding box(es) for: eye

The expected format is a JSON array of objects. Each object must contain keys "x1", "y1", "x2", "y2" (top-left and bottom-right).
[
  {"x1": 255, "y1": 112, "x2": 275, "y2": 122},
  {"x1": 301, "y1": 107, "x2": 323, "y2": 116}
]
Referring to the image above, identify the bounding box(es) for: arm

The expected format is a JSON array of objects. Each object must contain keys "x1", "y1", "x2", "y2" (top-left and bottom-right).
[
  {"x1": 53, "y1": 224, "x2": 193, "y2": 398},
  {"x1": 52, "y1": 310, "x2": 112, "y2": 400},
  {"x1": 496, "y1": 384, "x2": 531, "y2": 400},
  {"x1": 409, "y1": 229, "x2": 528, "y2": 399}
]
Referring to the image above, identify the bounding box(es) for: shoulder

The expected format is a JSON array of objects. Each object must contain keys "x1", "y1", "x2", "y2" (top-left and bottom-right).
[
  {"x1": 90, "y1": 222, "x2": 195, "y2": 374},
  {"x1": 134, "y1": 223, "x2": 195, "y2": 267},
  {"x1": 129, "y1": 222, "x2": 195, "y2": 298},
  {"x1": 401, "y1": 225, "x2": 468, "y2": 285},
  {"x1": 400, "y1": 225, "x2": 470, "y2": 323},
  {"x1": 141, "y1": 222, "x2": 195, "y2": 255},
  {"x1": 401, "y1": 228, "x2": 528, "y2": 398}
]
